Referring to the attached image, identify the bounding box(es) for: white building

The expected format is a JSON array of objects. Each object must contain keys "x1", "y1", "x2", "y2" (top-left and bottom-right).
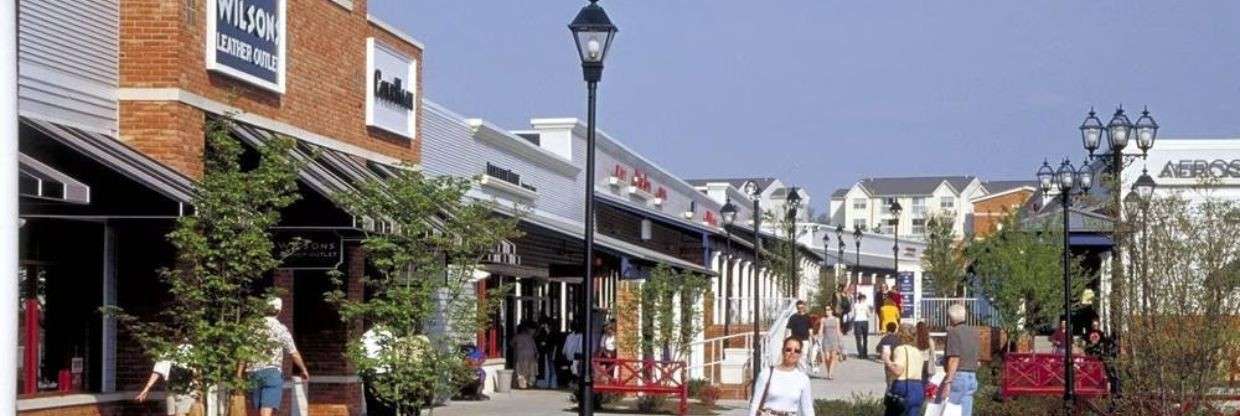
[{"x1": 829, "y1": 176, "x2": 987, "y2": 240}]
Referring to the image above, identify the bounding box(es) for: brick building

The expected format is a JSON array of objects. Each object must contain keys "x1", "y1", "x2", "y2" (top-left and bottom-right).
[
  {"x1": 970, "y1": 181, "x2": 1037, "y2": 239},
  {"x1": 17, "y1": 0, "x2": 424, "y2": 414}
]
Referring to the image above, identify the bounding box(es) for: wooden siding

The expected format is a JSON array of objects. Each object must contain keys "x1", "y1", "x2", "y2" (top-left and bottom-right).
[{"x1": 18, "y1": 0, "x2": 118, "y2": 133}]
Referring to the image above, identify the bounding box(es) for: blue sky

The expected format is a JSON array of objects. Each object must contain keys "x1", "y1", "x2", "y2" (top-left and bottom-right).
[{"x1": 370, "y1": 1, "x2": 1240, "y2": 208}]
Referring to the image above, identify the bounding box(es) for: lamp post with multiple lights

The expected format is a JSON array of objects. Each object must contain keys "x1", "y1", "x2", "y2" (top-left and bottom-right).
[
  {"x1": 720, "y1": 199, "x2": 738, "y2": 344},
  {"x1": 1036, "y1": 159, "x2": 1094, "y2": 413},
  {"x1": 744, "y1": 182, "x2": 763, "y2": 384},
  {"x1": 567, "y1": 2, "x2": 616, "y2": 413},
  {"x1": 784, "y1": 188, "x2": 802, "y2": 296}
]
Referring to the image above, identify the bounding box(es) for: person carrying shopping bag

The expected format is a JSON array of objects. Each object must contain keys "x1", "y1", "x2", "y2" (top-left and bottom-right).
[{"x1": 884, "y1": 324, "x2": 925, "y2": 416}]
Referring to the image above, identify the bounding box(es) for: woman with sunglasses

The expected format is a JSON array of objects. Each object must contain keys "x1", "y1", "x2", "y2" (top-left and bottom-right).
[{"x1": 747, "y1": 337, "x2": 815, "y2": 416}]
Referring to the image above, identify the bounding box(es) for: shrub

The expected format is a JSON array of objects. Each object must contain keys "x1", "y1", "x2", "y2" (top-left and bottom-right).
[
  {"x1": 813, "y1": 394, "x2": 883, "y2": 415},
  {"x1": 698, "y1": 385, "x2": 721, "y2": 407},
  {"x1": 636, "y1": 394, "x2": 669, "y2": 413},
  {"x1": 686, "y1": 378, "x2": 710, "y2": 399}
]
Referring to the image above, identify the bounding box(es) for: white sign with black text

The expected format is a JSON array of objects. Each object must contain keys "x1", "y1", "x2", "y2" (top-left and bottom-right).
[{"x1": 365, "y1": 38, "x2": 418, "y2": 139}]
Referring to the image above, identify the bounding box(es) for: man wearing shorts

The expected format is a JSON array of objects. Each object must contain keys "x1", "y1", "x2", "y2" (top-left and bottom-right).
[{"x1": 249, "y1": 298, "x2": 310, "y2": 416}]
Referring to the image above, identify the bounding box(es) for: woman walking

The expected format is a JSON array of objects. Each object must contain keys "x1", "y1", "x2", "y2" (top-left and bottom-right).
[
  {"x1": 915, "y1": 321, "x2": 937, "y2": 380},
  {"x1": 884, "y1": 324, "x2": 925, "y2": 416},
  {"x1": 748, "y1": 337, "x2": 815, "y2": 416},
  {"x1": 817, "y1": 307, "x2": 844, "y2": 380},
  {"x1": 510, "y1": 323, "x2": 538, "y2": 389}
]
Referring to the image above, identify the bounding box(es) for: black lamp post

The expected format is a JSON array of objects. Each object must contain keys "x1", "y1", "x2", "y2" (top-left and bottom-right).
[
  {"x1": 720, "y1": 198, "x2": 738, "y2": 344},
  {"x1": 1037, "y1": 158, "x2": 1093, "y2": 413},
  {"x1": 853, "y1": 225, "x2": 863, "y2": 286},
  {"x1": 569, "y1": 2, "x2": 616, "y2": 414},
  {"x1": 1080, "y1": 106, "x2": 1157, "y2": 345},
  {"x1": 835, "y1": 224, "x2": 846, "y2": 283},
  {"x1": 888, "y1": 199, "x2": 903, "y2": 283},
  {"x1": 822, "y1": 231, "x2": 831, "y2": 282},
  {"x1": 785, "y1": 187, "x2": 802, "y2": 296},
  {"x1": 1131, "y1": 170, "x2": 1156, "y2": 313},
  {"x1": 744, "y1": 182, "x2": 763, "y2": 384}
]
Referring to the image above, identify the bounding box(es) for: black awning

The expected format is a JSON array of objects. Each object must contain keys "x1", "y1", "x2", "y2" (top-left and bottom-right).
[
  {"x1": 22, "y1": 117, "x2": 195, "y2": 204},
  {"x1": 19, "y1": 152, "x2": 90, "y2": 204}
]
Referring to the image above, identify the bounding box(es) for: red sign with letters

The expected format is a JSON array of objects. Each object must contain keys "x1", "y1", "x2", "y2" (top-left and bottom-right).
[
  {"x1": 631, "y1": 170, "x2": 652, "y2": 193},
  {"x1": 612, "y1": 165, "x2": 628, "y2": 182},
  {"x1": 704, "y1": 211, "x2": 718, "y2": 226}
]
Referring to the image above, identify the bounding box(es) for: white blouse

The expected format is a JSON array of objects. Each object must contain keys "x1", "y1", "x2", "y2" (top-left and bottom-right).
[{"x1": 747, "y1": 366, "x2": 815, "y2": 416}]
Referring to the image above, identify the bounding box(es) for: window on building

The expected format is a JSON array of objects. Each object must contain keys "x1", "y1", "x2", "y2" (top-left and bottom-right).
[
  {"x1": 941, "y1": 196, "x2": 955, "y2": 210},
  {"x1": 912, "y1": 197, "x2": 927, "y2": 216},
  {"x1": 912, "y1": 218, "x2": 927, "y2": 235},
  {"x1": 853, "y1": 218, "x2": 867, "y2": 231},
  {"x1": 852, "y1": 198, "x2": 867, "y2": 210}
]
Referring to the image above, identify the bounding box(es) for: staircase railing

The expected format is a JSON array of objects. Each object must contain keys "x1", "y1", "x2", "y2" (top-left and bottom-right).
[{"x1": 684, "y1": 331, "x2": 753, "y2": 382}]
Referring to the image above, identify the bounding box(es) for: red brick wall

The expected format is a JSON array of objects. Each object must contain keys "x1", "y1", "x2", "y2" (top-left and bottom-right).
[
  {"x1": 119, "y1": 101, "x2": 205, "y2": 178},
  {"x1": 972, "y1": 189, "x2": 1033, "y2": 239},
  {"x1": 119, "y1": 0, "x2": 423, "y2": 177},
  {"x1": 21, "y1": 401, "x2": 162, "y2": 416}
]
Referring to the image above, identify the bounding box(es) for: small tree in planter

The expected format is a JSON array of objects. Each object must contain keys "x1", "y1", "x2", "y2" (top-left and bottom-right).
[
  {"x1": 326, "y1": 171, "x2": 521, "y2": 415},
  {"x1": 105, "y1": 115, "x2": 306, "y2": 415}
]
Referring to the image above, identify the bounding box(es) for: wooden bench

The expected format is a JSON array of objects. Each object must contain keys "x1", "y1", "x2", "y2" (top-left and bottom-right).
[
  {"x1": 592, "y1": 358, "x2": 689, "y2": 415},
  {"x1": 1001, "y1": 352, "x2": 1109, "y2": 400}
]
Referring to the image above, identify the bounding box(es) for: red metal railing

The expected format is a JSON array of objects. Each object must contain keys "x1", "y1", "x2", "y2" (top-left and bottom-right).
[
  {"x1": 1001, "y1": 353, "x2": 1108, "y2": 399},
  {"x1": 592, "y1": 358, "x2": 689, "y2": 415}
]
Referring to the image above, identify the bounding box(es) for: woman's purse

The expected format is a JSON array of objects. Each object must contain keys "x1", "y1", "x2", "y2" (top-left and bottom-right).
[
  {"x1": 883, "y1": 347, "x2": 911, "y2": 416},
  {"x1": 756, "y1": 366, "x2": 776, "y2": 416}
]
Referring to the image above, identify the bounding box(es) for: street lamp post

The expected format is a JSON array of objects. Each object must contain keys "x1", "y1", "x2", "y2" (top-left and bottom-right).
[
  {"x1": 1079, "y1": 106, "x2": 1157, "y2": 343},
  {"x1": 853, "y1": 225, "x2": 863, "y2": 286},
  {"x1": 822, "y1": 232, "x2": 831, "y2": 283},
  {"x1": 835, "y1": 224, "x2": 845, "y2": 284},
  {"x1": 889, "y1": 200, "x2": 903, "y2": 282},
  {"x1": 568, "y1": 2, "x2": 616, "y2": 414},
  {"x1": 720, "y1": 199, "x2": 739, "y2": 346},
  {"x1": 785, "y1": 188, "x2": 802, "y2": 297},
  {"x1": 1037, "y1": 159, "x2": 1093, "y2": 413},
  {"x1": 1131, "y1": 171, "x2": 1156, "y2": 314},
  {"x1": 745, "y1": 182, "x2": 763, "y2": 384}
]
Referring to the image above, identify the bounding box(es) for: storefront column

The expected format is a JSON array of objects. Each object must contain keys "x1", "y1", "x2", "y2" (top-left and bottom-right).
[
  {"x1": 2, "y1": 0, "x2": 19, "y2": 410},
  {"x1": 345, "y1": 245, "x2": 364, "y2": 372}
]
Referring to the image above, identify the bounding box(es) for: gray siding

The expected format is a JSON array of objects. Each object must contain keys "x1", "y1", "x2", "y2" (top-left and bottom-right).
[
  {"x1": 421, "y1": 101, "x2": 582, "y2": 222},
  {"x1": 18, "y1": 0, "x2": 118, "y2": 133}
]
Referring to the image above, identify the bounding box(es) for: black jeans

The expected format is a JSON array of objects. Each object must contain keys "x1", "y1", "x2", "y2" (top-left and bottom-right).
[{"x1": 853, "y1": 320, "x2": 869, "y2": 358}]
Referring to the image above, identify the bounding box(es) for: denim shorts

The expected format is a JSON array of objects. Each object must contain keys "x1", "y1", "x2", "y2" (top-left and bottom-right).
[{"x1": 248, "y1": 367, "x2": 284, "y2": 410}]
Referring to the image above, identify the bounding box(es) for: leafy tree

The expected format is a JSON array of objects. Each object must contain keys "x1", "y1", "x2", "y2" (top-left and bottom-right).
[
  {"x1": 105, "y1": 116, "x2": 305, "y2": 414},
  {"x1": 966, "y1": 214, "x2": 1087, "y2": 348},
  {"x1": 921, "y1": 214, "x2": 967, "y2": 296},
  {"x1": 326, "y1": 170, "x2": 521, "y2": 414},
  {"x1": 639, "y1": 265, "x2": 710, "y2": 361}
]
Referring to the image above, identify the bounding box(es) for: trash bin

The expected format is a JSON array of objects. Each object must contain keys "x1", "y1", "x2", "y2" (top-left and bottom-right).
[{"x1": 495, "y1": 369, "x2": 513, "y2": 393}]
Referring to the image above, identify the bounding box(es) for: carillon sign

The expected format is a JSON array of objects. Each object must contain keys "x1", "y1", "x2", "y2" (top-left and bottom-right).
[
  {"x1": 206, "y1": 0, "x2": 287, "y2": 93},
  {"x1": 366, "y1": 38, "x2": 418, "y2": 139}
]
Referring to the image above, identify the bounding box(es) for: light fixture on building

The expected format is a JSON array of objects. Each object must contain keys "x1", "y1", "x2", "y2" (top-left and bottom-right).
[{"x1": 1132, "y1": 169, "x2": 1156, "y2": 203}]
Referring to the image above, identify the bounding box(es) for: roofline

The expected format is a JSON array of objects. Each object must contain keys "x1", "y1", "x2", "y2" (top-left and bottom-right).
[{"x1": 970, "y1": 186, "x2": 1036, "y2": 204}]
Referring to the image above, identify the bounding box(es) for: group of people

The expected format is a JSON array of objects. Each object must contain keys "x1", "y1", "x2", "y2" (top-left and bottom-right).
[
  {"x1": 511, "y1": 315, "x2": 620, "y2": 391},
  {"x1": 748, "y1": 296, "x2": 982, "y2": 416}
]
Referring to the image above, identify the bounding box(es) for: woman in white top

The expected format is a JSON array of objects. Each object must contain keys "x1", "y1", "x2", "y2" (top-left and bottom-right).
[{"x1": 748, "y1": 337, "x2": 815, "y2": 416}]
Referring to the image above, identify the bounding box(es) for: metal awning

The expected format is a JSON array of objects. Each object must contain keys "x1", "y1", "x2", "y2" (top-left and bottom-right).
[
  {"x1": 19, "y1": 153, "x2": 90, "y2": 204},
  {"x1": 519, "y1": 211, "x2": 716, "y2": 276},
  {"x1": 1069, "y1": 234, "x2": 1113, "y2": 247},
  {"x1": 22, "y1": 117, "x2": 195, "y2": 204},
  {"x1": 231, "y1": 123, "x2": 355, "y2": 198}
]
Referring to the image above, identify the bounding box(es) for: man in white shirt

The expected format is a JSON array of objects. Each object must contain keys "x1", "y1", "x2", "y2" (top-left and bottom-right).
[
  {"x1": 248, "y1": 298, "x2": 310, "y2": 416},
  {"x1": 852, "y1": 294, "x2": 871, "y2": 359}
]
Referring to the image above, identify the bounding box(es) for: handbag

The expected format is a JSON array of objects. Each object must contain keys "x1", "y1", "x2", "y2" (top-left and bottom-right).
[
  {"x1": 883, "y1": 347, "x2": 911, "y2": 416},
  {"x1": 756, "y1": 366, "x2": 776, "y2": 416}
]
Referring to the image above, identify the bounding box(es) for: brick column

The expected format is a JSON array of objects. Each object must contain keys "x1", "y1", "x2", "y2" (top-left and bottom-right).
[
  {"x1": 614, "y1": 281, "x2": 639, "y2": 358},
  {"x1": 274, "y1": 269, "x2": 295, "y2": 328},
  {"x1": 345, "y1": 245, "x2": 365, "y2": 373}
]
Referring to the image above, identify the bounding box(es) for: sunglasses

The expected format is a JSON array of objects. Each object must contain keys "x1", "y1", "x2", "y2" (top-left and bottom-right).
[{"x1": 783, "y1": 348, "x2": 802, "y2": 354}]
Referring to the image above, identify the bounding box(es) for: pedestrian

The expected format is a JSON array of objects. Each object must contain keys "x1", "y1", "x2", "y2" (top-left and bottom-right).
[
  {"x1": 248, "y1": 298, "x2": 310, "y2": 416},
  {"x1": 599, "y1": 323, "x2": 618, "y2": 380},
  {"x1": 852, "y1": 294, "x2": 871, "y2": 359},
  {"x1": 785, "y1": 300, "x2": 812, "y2": 369},
  {"x1": 878, "y1": 284, "x2": 901, "y2": 335},
  {"x1": 135, "y1": 344, "x2": 197, "y2": 416},
  {"x1": 940, "y1": 303, "x2": 979, "y2": 416},
  {"x1": 747, "y1": 337, "x2": 815, "y2": 416},
  {"x1": 510, "y1": 323, "x2": 538, "y2": 389},
  {"x1": 877, "y1": 322, "x2": 900, "y2": 384},
  {"x1": 916, "y1": 321, "x2": 938, "y2": 381},
  {"x1": 817, "y1": 307, "x2": 844, "y2": 380},
  {"x1": 562, "y1": 321, "x2": 583, "y2": 386},
  {"x1": 884, "y1": 324, "x2": 925, "y2": 416},
  {"x1": 1050, "y1": 318, "x2": 1069, "y2": 355}
]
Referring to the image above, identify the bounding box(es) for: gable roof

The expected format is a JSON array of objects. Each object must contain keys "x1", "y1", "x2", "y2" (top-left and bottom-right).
[
  {"x1": 685, "y1": 177, "x2": 778, "y2": 193},
  {"x1": 830, "y1": 188, "x2": 849, "y2": 199},
  {"x1": 857, "y1": 176, "x2": 976, "y2": 197},
  {"x1": 982, "y1": 180, "x2": 1038, "y2": 194}
]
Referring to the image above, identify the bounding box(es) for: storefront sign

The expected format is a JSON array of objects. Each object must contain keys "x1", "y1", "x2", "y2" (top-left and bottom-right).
[
  {"x1": 206, "y1": 0, "x2": 286, "y2": 93},
  {"x1": 1157, "y1": 159, "x2": 1240, "y2": 179},
  {"x1": 274, "y1": 230, "x2": 343, "y2": 270},
  {"x1": 631, "y1": 170, "x2": 652, "y2": 193},
  {"x1": 896, "y1": 272, "x2": 914, "y2": 317},
  {"x1": 365, "y1": 38, "x2": 418, "y2": 139}
]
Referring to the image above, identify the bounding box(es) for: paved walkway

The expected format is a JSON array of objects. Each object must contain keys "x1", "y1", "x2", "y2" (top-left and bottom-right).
[{"x1": 431, "y1": 335, "x2": 890, "y2": 415}]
